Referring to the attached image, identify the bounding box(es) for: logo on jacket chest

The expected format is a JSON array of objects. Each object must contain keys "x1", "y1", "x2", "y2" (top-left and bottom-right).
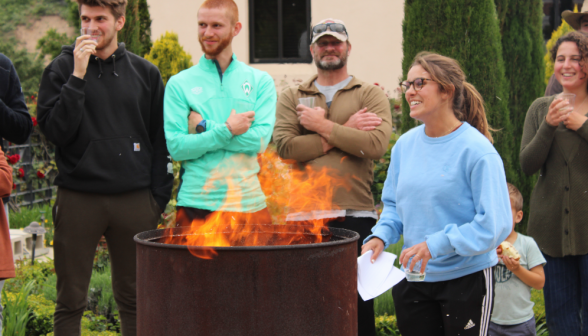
[{"x1": 242, "y1": 81, "x2": 252, "y2": 97}]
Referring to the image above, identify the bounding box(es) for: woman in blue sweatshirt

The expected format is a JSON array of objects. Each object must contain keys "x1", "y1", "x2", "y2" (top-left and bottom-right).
[{"x1": 362, "y1": 52, "x2": 511, "y2": 336}]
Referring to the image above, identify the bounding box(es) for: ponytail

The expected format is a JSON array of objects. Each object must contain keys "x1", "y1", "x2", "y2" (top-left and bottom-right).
[
  {"x1": 411, "y1": 52, "x2": 494, "y2": 143},
  {"x1": 462, "y1": 82, "x2": 493, "y2": 143}
]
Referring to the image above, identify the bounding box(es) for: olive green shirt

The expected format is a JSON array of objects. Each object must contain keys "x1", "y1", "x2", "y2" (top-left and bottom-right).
[
  {"x1": 273, "y1": 76, "x2": 393, "y2": 211},
  {"x1": 520, "y1": 95, "x2": 588, "y2": 257}
]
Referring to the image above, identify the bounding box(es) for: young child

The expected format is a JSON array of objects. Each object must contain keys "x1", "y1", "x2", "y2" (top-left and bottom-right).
[{"x1": 489, "y1": 183, "x2": 546, "y2": 336}]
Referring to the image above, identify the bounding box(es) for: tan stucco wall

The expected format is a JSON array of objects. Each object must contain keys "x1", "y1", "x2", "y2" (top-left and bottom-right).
[{"x1": 147, "y1": 0, "x2": 404, "y2": 95}]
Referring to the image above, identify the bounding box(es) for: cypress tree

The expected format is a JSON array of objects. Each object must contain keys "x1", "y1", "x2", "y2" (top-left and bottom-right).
[
  {"x1": 138, "y1": 0, "x2": 152, "y2": 56},
  {"x1": 495, "y1": 0, "x2": 545, "y2": 234},
  {"x1": 401, "y1": 0, "x2": 514, "y2": 181},
  {"x1": 118, "y1": 0, "x2": 141, "y2": 55}
]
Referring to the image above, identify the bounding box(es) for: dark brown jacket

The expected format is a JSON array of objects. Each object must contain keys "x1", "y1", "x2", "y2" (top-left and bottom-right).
[
  {"x1": 273, "y1": 76, "x2": 392, "y2": 211},
  {"x1": 521, "y1": 95, "x2": 588, "y2": 257},
  {"x1": 0, "y1": 147, "x2": 14, "y2": 279}
]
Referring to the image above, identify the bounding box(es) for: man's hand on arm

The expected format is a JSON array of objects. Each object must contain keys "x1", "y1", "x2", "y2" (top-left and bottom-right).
[
  {"x1": 226, "y1": 109, "x2": 255, "y2": 136},
  {"x1": 344, "y1": 108, "x2": 382, "y2": 131},
  {"x1": 296, "y1": 104, "x2": 334, "y2": 138}
]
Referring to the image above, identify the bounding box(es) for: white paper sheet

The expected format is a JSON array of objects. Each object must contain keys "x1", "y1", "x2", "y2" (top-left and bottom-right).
[{"x1": 357, "y1": 250, "x2": 406, "y2": 301}]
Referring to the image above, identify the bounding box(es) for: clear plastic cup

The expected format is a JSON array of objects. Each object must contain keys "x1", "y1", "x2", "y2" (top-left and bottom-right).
[
  {"x1": 404, "y1": 256, "x2": 426, "y2": 282},
  {"x1": 80, "y1": 28, "x2": 101, "y2": 42},
  {"x1": 558, "y1": 93, "x2": 575, "y2": 114},
  {"x1": 298, "y1": 97, "x2": 315, "y2": 108}
]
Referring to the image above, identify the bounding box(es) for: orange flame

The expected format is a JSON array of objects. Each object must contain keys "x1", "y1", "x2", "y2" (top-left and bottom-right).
[{"x1": 161, "y1": 146, "x2": 351, "y2": 258}]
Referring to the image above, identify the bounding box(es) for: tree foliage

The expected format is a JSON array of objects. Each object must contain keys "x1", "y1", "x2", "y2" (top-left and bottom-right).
[
  {"x1": 144, "y1": 32, "x2": 193, "y2": 85},
  {"x1": 117, "y1": 0, "x2": 152, "y2": 56},
  {"x1": 495, "y1": 0, "x2": 545, "y2": 234},
  {"x1": 401, "y1": 0, "x2": 514, "y2": 179},
  {"x1": 36, "y1": 28, "x2": 75, "y2": 60}
]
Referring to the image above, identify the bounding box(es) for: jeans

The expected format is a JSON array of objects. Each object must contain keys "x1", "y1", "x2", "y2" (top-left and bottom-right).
[{"x1": 543, "y1": 253, "x2": 588, "y2": 336}]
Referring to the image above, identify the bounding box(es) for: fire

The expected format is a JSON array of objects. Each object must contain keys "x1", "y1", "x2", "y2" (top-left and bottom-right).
[{"x1": 161, "y1": 145, "x2": 351, "y2": 258}]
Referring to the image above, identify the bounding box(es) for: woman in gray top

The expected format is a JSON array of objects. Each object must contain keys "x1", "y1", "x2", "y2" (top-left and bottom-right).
[{"x1": 520, "y1": 31, "x2": 588, "y2": 335}]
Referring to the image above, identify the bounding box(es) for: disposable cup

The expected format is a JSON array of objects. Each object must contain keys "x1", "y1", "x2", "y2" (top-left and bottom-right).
[
  {"x1": 404, "y1": 256, "x2": 425, "y2": 282},
  {"x1": 80, "y1": 28, "x2": 101, "y2": 42},
  {"x1": 558, "y1": 93, "x2": 575, "y2": 114},
  {"x1": 298, "y1": 97, "x2": 315, "y2": 108}
]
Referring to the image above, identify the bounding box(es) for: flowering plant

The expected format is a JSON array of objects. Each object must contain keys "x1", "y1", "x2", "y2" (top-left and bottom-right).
[{"x1": 7, "y1": 154, "x2": 20, "y2": 164}]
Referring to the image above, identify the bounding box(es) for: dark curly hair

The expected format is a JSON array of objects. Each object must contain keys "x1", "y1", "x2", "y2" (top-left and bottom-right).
[{"x1": 550, "y1": 31, "x2": 588, "y2": 65}]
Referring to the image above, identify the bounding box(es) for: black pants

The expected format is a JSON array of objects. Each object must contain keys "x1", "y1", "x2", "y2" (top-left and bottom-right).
[
  {"x1": 392, "y1": 267, "x2": 495, "y2": 336},
  {"x1": 53, "y1": 188, "x2": 161, "y2": 336},
  {"x1": 327, "y1": 216, "x2": 377, "y2": 336}
]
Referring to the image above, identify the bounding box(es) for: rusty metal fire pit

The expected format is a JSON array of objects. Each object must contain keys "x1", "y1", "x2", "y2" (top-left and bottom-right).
[{"x1": 134, "y1": 225, "x2": 359, "y2": 336}]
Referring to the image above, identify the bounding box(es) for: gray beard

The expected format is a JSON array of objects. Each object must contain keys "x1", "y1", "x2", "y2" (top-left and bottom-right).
[{"x1": 315, "y1": 55, "x2": 346, "y2": 70}]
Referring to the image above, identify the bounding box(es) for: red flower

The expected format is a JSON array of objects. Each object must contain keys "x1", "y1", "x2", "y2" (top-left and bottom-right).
[
  {"x1": 32, "y1": 117, "x2": 37, "y2": 127},
  {"x1": 12, "y1": 183, "x2": 16, "y2": 190},
  {"x1": 7, "y1": 154, "x2": 20, "y2": 164},
  {"x1": 37, "y1": 171, "x2": 45, "y2": 179},
  {"x1": 374, "y1": 82, "x2": 380, "y2": 86},
  {"x1": 31, "y1": 95, "x2": 35, "y2": 100},
  {"x1": 17, "y1": 168, "x2": 24, "y2": 178}
]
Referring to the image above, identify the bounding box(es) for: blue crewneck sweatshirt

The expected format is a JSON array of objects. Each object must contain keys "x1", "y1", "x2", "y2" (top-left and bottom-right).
[{"x1": 365, "y1": 122, "x2": 511, "y2": 282}]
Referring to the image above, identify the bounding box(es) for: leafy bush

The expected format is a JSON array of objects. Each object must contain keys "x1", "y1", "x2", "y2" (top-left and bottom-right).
[
  {"x1": 37, "y1": 28, "x2": 75, "y2": 60},
  {"x1": 4, "y1": 259, "x2": 54, "y2": 295},
  {"x1": 26, "y1": 294, "x2": 55, "y2": 336},
  {"x1": 145, "y1": 31, "x2": 193, "y2": 85},
  {"x1": 375, "y1": 314, "x2": 401, "y2": 336}
]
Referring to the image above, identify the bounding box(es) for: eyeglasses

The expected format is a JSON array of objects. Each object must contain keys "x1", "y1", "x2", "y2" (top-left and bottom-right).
[
  {"x1": 399, "y1": 78, "x2": 434, "y2": 93},
  {"x1": 311, "y1": 23, "x2": 348, "y2": 40}
]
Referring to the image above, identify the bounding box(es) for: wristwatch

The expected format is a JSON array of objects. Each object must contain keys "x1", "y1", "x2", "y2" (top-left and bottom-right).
[{"x1": 196, "y1": 120, "x2": 207, "y2": 134}]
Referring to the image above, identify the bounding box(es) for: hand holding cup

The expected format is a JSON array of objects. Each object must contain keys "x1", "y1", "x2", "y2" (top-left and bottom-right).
[{"x1": 73, "y1": 28, "x2": 100, "y2": 79}]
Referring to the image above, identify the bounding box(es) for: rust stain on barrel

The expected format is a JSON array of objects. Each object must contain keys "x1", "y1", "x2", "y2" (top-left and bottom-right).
[{"x1": 134, "y1": 226, "x2": 359, "y2": 336}]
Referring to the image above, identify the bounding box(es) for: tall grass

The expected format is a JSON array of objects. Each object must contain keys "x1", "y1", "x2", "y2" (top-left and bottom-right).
[
  {"x1": 373, "y1": 238, "x2": 403, "y2": 316},
  {"x1": 2, "y1": 280, "x2": 35, "y2": 335},
  {"x1": 9, "y1": 204, "x2": 52, "y2": 229}
]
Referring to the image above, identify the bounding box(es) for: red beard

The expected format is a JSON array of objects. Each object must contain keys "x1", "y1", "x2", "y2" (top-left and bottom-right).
[{"x1": 199, "y1": 34, "x2": 232, "y2": 57}]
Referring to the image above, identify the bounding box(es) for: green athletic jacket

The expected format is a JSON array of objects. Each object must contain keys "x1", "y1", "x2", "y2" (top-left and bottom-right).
[{"x1": 164, "y1": 54, "x2": 276, "y2": 212}]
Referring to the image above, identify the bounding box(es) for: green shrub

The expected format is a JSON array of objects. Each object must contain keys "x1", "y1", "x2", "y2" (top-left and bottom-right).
[
  {"x1": 37, "y1": 28, "x2": 75, "y2": 60},
  {"x1": 4, "y1": 259, "x2": 54, "y2": 295},
  {"x1": 145, "y1": 32, "x2": 193, "y2": 85},
  {"x1": 2, "y1": 281, "x2": 35, "y2": 335},
  {"x1": 375, "y1": 314, "x2": 401, "y2": 336},
  {"x1": 41, "y1": 273, "x2": 57, "y2": 302},
  {"x1": 26, "y1": 294, "x2": 54, "y2": 336}
]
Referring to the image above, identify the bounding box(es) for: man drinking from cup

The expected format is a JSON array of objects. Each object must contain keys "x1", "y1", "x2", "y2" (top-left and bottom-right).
[
  {"x1": 37, "y1": 0, "x2": 173, "y2": 334},
  {"x1": 164, "y1": 0, "x2": 276, "y2": 226},
  {"x1": 273, "y1": 18, "x2": 392, "y2": 336}
]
